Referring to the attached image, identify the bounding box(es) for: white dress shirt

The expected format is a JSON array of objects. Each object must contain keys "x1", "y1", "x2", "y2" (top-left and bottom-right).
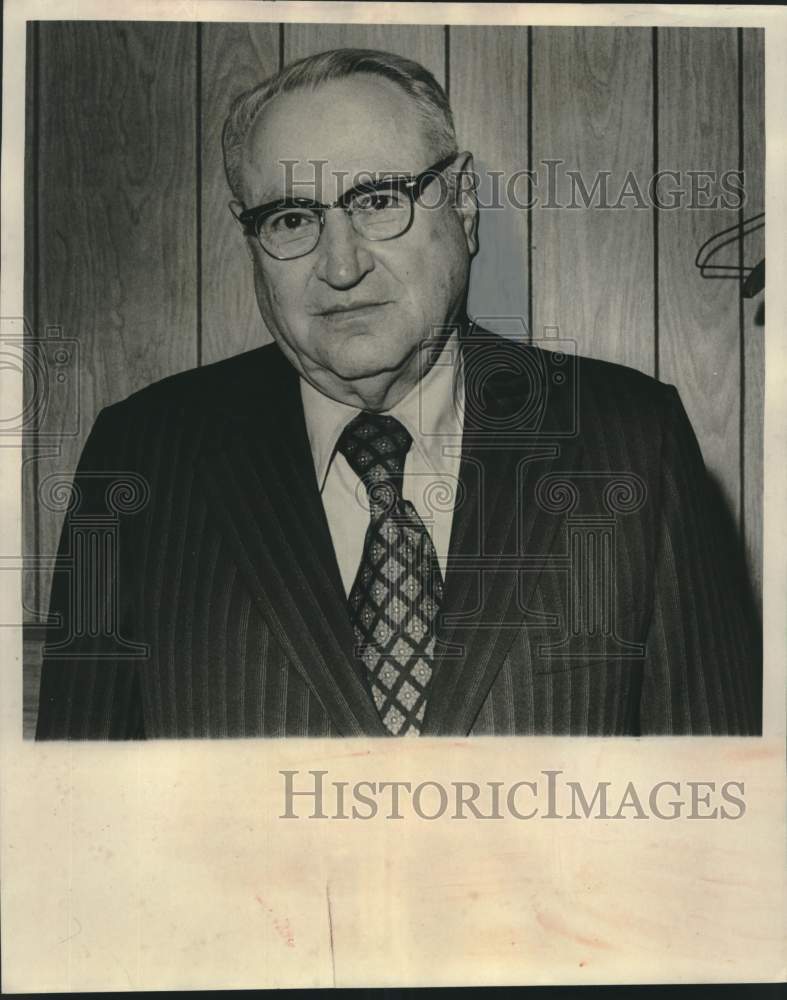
[{"x1": 300, "y1": 334, "x2": 465, "y2": 596}]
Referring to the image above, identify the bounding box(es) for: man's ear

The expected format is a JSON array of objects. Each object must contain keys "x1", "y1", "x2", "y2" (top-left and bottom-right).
[
  {"x1": 243, "y1": 235, "x2": 257, "y2": 264},
  {"x1": 451, "y1": 150, "x2": 479, "y2": 256},
  {"x1": 229, "y1": 199, "x2": 259, "y2": 264}
]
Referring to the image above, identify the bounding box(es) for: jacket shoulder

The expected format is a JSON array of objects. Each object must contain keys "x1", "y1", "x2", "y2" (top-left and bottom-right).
[
  {"x1": 469, "y1": 330, "x2": 675, "y2": 427},
  {"x1": 101, "y1": 342, "x2": 287, "y2": 420},
  {"x1": 571, "y1": 350, "x2": 674, "y2": 409}
]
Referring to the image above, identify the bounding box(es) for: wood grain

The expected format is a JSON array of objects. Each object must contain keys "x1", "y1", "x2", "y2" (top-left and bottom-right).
[
  {"x1": 22, "y1": 632, "x2": 43, "y2": 739},
  {"x1": 23, "y1": 23, "x2": 39, "y2": 621},
  {"x1": 742, "y1": 28, "x2": 764, "y2": 615},
  {"x1": 657, "y1": 28, "x2": 741, "y2": 523},
  {"x1": 35, "y1": 22, "x2": 198, "y2": 603},
  {"x1": 200, "y1": 23, "x2": 279, "y2": 364},
  {"x1": 283, "y1": 23, "x2": 445, "y2": 85},
  {"x1": 531, "y1": 28, "x2": 654, "y2": 372},
  {"x1": 449, "y1": 26, "x2": 530, "y2": 338}
]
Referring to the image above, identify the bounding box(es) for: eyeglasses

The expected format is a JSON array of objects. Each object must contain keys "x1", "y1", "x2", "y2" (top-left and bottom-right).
[{"x1": 229, "y1": 154, "x2": 457, "y2": 261}]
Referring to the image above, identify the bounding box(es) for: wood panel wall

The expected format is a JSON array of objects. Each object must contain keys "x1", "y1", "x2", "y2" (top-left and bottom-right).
[{"x1": 23, "y1": 24, "x2": 765, "y2": 728}]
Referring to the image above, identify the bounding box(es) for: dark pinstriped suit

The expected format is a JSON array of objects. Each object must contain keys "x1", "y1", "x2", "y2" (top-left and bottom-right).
[{"x1": 35, "y1": 328, "x2": 761, "y2": 738}]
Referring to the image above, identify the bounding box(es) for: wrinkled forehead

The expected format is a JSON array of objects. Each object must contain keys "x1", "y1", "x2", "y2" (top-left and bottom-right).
[{"x1": 238, "y1": 75, "x2": 436, "y2": 206}]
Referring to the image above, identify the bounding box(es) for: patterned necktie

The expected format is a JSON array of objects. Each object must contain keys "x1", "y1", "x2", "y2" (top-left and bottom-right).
[{"x1": 337, "y1": 412, "x2": 444, "y2": 736}]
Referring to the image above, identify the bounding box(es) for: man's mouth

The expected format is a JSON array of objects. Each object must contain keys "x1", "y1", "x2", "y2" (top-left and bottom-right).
[{"x1": 317, "y1": 301, "x2": 391, "y2": 316}]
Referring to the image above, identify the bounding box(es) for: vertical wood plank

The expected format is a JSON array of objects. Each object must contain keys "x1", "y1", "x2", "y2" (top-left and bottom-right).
[
  {"x1": 283, "y1": 24, "x2": 445, "y2": 86},
  {"x1": 742, "y1": 28, "x2": 764, "y2": 613},
  {"x1": 200, "y1": 22, "x2": 280, "y2": 364},
  {"x1": 23, "y1": 630, "x2": 44, "y2": 739},
  {"x1": 23, "y1": 23, "x2": 39, "y2": 621},
  {"x1": 531, "y1": 28, "x2": 654, "y2": 371},
  {"x1": 36, "y1": 22, "x2": 198, "y2": 604},
  {"x1": 449, "y1": 26, "x2": 530, "y2": 336},
  {"x1": 658, "y1": 28, "x2": 741, "y2": 522}
]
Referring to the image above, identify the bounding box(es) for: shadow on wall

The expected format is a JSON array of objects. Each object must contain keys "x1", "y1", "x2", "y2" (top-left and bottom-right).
[
  {"x1": 466, "y1": 161, "x2": 530, "y2": 338},
  {"x1": 707, "y1": 468, "x2": 763, "y2": 730}
]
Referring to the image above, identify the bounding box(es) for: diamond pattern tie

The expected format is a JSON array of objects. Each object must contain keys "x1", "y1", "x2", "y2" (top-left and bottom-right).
[{"x1": 337, "y1": 412, "x2": 444, "y2": 736}]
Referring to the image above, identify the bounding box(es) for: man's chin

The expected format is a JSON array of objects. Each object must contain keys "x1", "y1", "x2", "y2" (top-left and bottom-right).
[
  {"x1": 319, "y1": 344, "x2": 415, "y2": 385},
  {"x1": 326, "y1": 358, "x2": 404, "y2": 385},
  {"x1": 302, "y1": 351, "x2": 420, "y2": 409}
]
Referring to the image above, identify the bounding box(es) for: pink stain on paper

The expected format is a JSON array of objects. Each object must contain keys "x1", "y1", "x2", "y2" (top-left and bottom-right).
[{"x1": 256, "y1": 894, "x2": 296, "y2": 948}]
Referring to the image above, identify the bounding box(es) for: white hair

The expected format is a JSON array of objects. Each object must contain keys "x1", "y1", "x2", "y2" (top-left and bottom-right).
[{"x1": 222, "y1": 47, "x2": 459, "y2": 201}]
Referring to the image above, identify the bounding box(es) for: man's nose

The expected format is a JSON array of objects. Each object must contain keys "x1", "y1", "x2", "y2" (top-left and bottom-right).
[{"x1": 313, "y1": 210, "x2": 375, "y2": 288}]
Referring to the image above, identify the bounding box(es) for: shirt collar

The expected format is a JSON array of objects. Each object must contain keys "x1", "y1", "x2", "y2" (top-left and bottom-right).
[{"x1": 300, "y1": 332, "x2": 465, "y2": 491}]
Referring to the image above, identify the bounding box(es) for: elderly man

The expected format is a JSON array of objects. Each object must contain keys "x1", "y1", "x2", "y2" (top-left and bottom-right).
[{"x1": 36, "y1": 48, "x2": 760, "y2": 739}]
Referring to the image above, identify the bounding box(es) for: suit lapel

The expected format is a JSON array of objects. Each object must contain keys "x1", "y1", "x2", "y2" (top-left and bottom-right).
[
  {"x1": 422, "y1": 332, "x2": 583, "y2": 735},
  {"x1": 196, "y1": 348, "x2": 387, "y2": 737},
  {"x1": 194, "y1": 333, "x2": 580, "y2": 739}
]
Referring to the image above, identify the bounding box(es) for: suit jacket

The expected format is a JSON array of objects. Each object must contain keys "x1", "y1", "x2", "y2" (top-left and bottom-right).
[{"x1": 35, "y1": 329, "x2": 761, "y2": 738}]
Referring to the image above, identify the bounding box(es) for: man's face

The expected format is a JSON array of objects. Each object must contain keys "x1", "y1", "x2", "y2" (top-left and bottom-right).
[{"x1": 237, "y1": 75, "x2": 477, "y2": 408}]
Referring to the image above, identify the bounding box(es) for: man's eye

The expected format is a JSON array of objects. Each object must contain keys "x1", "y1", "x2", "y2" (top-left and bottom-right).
[
  {"x1": 351, "y1": 191, "x2": 405, "y2": 212},
  {"x1": 266, "y1": 210, "x2": 317, "y2": 233}
]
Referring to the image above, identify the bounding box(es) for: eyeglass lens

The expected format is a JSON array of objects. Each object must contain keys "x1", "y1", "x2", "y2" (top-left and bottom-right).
[{"x1": 258, "y1": 187, "x2": 413, "y2": 259}]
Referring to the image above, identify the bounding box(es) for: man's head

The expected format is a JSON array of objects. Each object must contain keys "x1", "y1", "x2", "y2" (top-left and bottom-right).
[{"x1": 223, "y1": 49, "x2": 478, "y2": 410}]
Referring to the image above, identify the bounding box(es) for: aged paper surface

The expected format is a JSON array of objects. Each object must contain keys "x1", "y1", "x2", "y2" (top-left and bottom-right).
[{"x1": 2, "y1": 1, "x2": 785, "y2": 990}]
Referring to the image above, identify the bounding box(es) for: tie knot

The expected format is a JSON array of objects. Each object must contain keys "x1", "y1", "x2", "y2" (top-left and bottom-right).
[{"x1": 337, "y1": 412, "x2": 413, "y2": 501}]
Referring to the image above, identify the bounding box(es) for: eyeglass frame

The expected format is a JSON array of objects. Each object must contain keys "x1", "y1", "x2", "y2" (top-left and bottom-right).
[{"x1": 228, "y1": 153, "x2": 459, "y2": 261}]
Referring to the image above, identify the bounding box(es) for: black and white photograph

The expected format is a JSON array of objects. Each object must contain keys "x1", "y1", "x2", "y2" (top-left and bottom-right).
[
  {"x1": 1, "y1": 0, "x2": 784, "y2": 991},
  {"x1": 21, "y1": 14, "x2": 764, "y2": 740}
]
